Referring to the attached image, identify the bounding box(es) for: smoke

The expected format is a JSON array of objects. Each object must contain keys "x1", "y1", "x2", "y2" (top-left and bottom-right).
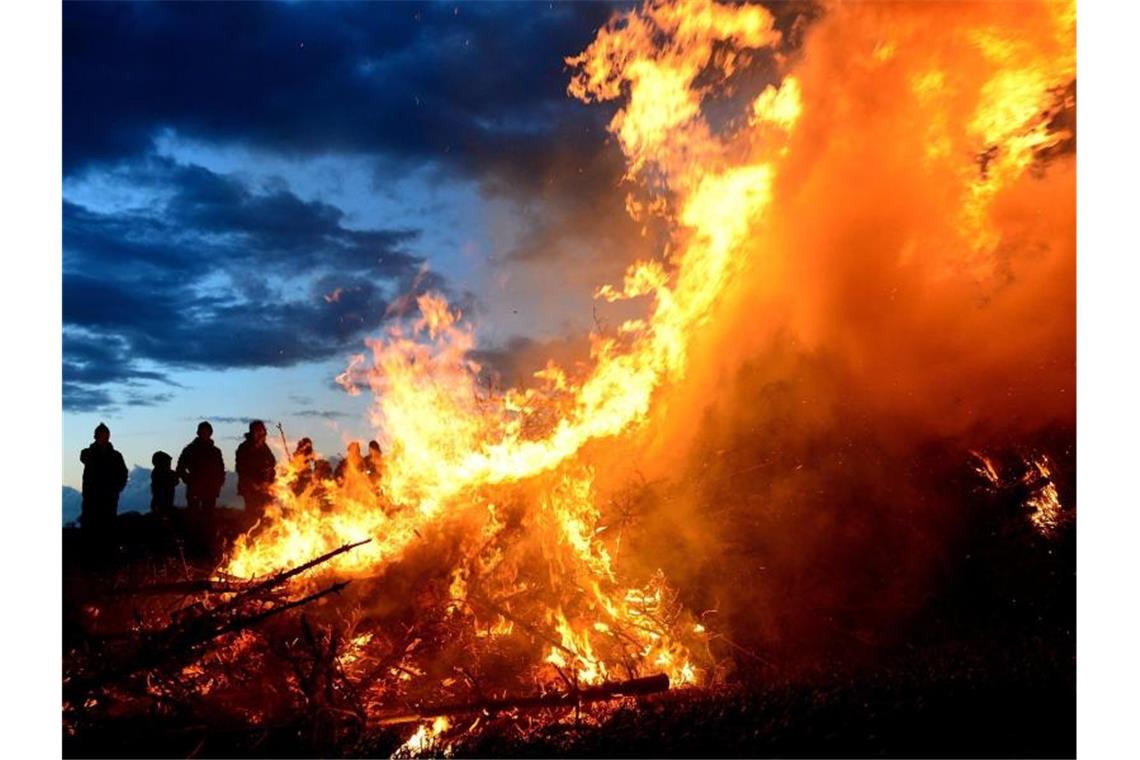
[{"x1": 575, "y1": 0, "x2": 1075, "y2": 667}]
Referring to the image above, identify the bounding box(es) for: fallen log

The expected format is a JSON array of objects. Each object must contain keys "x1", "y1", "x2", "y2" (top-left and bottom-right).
[{"x1": 375, "y1": 673, "x2": 670, "y2": 726}]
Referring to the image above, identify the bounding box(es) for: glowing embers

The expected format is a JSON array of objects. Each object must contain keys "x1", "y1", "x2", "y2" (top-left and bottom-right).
[
  {"x1": 393, "y1": 717, "x2": 452, "y2": 759},
  {"x1": 972, "y1": 451, "x2": 1070, "y2": 538}
]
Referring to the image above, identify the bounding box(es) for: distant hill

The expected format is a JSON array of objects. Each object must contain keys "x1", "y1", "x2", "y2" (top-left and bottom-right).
[
  {"x1": 63, "y1": 486, "x2": 82, "y2": 526},
  {"x1": 62, "y1": 466, "x2": 242, "y2": 525}
]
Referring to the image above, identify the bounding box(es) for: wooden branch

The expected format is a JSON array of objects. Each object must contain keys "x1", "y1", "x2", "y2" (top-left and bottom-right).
[
  {"x1": 214, "y1": 581, "x2": 350, "y2": 636},
  {"x1": 227, "y1": 539, "x2": 371, "y2": 602},
  {"x1": 375, "y1": 672, "x2": 670, "y2": 726}
]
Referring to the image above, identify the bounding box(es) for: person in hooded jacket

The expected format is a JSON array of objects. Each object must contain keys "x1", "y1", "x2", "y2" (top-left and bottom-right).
[
  {"x1": 177, "y1": 421, "x2": 225, "y2": 510},
  {"x1": 80, "y1": 422, "x2": 129, "y2": 537},
  {"x1": 235, "y1": 420, "x2": 276, "y2": 519}
]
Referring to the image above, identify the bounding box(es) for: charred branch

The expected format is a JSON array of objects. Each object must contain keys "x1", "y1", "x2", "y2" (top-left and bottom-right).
[{"x1": 375, "y1": 673, "x2": 671, "y2": 726}]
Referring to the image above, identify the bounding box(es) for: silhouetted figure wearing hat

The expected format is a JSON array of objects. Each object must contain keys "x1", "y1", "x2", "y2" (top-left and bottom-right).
[
  {"x1": 79, "y1": 422, "x2": 128, "y2": 541},
  {"x1": 177, "y1": 421, "x2": 225, "y2": 510},
  {"x1": 150, "y1": 451, "x2": 178, "y2": 516},
  {"x1": 236, "y1": 420, "x2": 276, "y2": 519}
]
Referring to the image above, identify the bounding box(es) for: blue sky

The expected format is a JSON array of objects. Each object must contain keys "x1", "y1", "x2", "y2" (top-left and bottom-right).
[{"x1": 61, "y1": 1, "x2": 662, "y2": 488}]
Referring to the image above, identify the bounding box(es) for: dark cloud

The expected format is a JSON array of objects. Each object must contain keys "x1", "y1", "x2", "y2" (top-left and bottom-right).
[
  {"x1": 124, "y1": 391, "x2": 176, "y2": 408},
  {"x1": 62, "y1": 383, "x2": 115, "y2": 413},
  {"x1": 63, "y1": 1, "x2": 622, "y2": 180},
  {"x1": 193, "y1": 416, "x2": 260, "y2": 426},
  {"x1": 62, "y1": 157, "x2": 440, "y2": 411},
  {"x1": 63, "y1": 330, "x2": 174, "y2": 387},
  {"x1": 292, "y1": 409, "x2": 353, "y2": 420},
  {"x1": 64, "y1": 158, "x2": 422, "y2": 282}
]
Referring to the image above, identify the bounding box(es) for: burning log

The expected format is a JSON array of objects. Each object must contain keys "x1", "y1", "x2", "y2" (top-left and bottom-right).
[{"x1": 375, "y1": 673, "x2": 670, "y2": 726}]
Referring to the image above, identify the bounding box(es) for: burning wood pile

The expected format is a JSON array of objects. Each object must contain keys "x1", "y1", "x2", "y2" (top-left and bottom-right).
[
  {"x1": 63, "y1": 524, "x2": 699, "y2": 757},
  {"x1": 64, "y1": 0, "x2": 1076, "y2": 755}
]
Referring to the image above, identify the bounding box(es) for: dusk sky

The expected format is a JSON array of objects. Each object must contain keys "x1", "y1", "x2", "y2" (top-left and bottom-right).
[{"x1": 61, "y1": 1, "x2": 668, "y2": 490}]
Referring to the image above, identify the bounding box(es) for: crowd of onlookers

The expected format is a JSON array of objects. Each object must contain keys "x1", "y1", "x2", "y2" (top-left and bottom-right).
[{"x1": 77, "y1": 419, "x2": 384, "y2": 538}]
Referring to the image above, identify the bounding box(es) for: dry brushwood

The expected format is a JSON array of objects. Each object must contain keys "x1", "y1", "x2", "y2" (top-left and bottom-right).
[{"x1": 65, "y1": 540, "x2": 371, "y2": 700}]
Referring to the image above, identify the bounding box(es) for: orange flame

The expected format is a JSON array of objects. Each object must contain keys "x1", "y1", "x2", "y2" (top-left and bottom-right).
[{"x1": 223, "y1": 0, "x2": 1075, "y2": 695}]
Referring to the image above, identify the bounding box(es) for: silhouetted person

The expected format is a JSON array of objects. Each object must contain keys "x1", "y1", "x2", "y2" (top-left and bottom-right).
[
  {"x1": 365, "y1": 440, "x2": 384, "y2": 484},
  {"x1": 334, "y1": 442, "x2": 365, "y2": 483},
  {"x1": 79, "y1": 422, "x2": 128, "y2": 542},
  {"x1": 177, "y1": 421, "x2": 225, "y2": 510},
  {"x1": 150, "y1": 451, "x2": 178, "y2": 516},
  {"x1": 236, "y1": 420, "x2": 276, "y2": 519},
  {"x1": 291, "y1": 437, "x2": 316, "y2": 495}
]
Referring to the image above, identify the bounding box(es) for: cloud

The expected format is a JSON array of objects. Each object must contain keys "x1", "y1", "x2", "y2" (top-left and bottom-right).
[
  {"x1": 62, "y1": 383, "x2": 116, "y2": 413},
  {"x1": 124, "y1": 391, "x2": 176, "y2": 408},
  {"x1": 63, "y1": 330, "x2": 174, "y2": 386},
  {"x1": 63, "y1": 2, "x2": 619, "y2": 181},
  {"x1": 64, "y1": 159, "x2": 422, "y2": 281},
  {"x1": 62, "y1": 158, "x2": 443, "y2": 411},
  {"x1": 195, "y1": 416, "x2": 261, "y2": 426},
  {"x1": 292, "y1": 409, "x2": 353, "y2": 420}
]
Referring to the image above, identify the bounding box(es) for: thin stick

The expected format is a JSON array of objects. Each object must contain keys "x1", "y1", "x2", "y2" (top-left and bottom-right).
[{"x1": 276, "y1": 421, "x2": 290, "y2": 459}]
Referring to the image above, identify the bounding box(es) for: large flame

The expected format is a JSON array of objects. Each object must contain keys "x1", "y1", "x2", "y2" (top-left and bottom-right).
[{"x1": 223, "y1": 0, "x2": 1075, "y2": 697}]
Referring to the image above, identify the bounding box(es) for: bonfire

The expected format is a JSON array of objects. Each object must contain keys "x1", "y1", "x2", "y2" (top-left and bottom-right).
[{"x1": 63, "y1": 0, "x2": 1076, "y2": 756}]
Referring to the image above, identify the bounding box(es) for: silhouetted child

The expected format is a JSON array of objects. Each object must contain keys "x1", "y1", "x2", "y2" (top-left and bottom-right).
[{"x1": 151, "y1": 451, "x2": 178, "y2": 516}]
